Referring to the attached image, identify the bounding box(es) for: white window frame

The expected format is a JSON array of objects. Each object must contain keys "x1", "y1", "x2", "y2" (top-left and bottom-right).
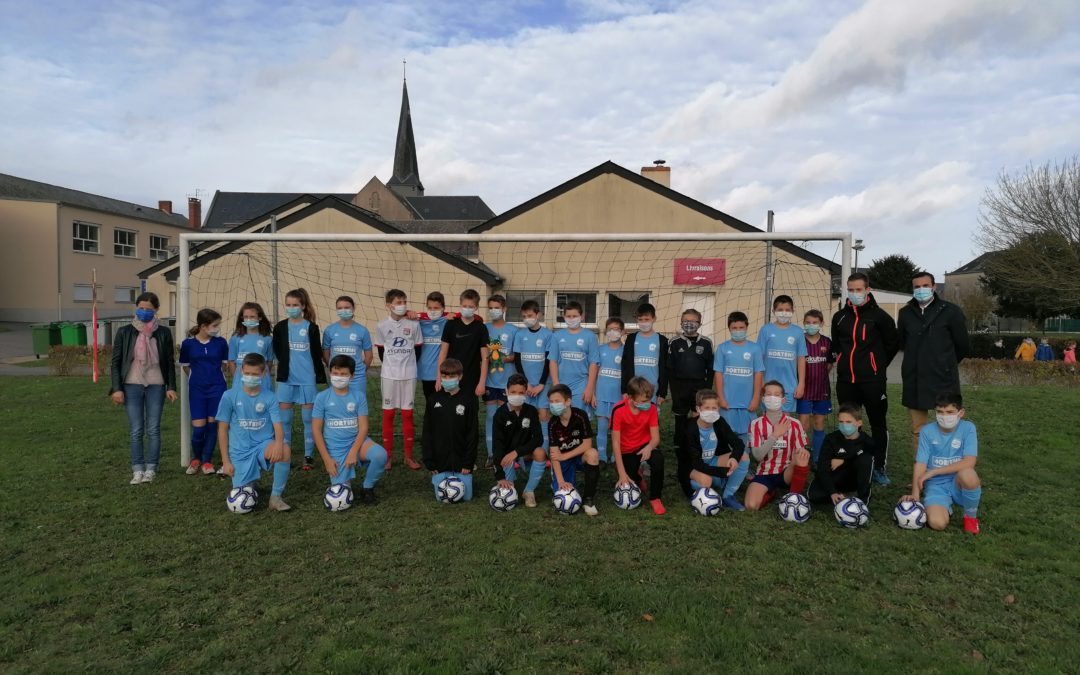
[
  {"x1": 149, "y1": 234, "x2": 170, "y2": 261},
  {"x1": 114, "y1": 286, "x2": 138, "y2": 304},
  {"x1": 504, "y1": 289, "x2": 548, "y2": 323},
  {"x1": 73, "y1": 283, "x2": 96, "y2": 302},
  {"x1": 72, "y1": 221, "x2": 100, "y2": 254},
  {"x1": 114, "y1": 228, "x2": 138, "y2": 258},
  {"x1": 607, "y1": 290, "x2": 651, "y2": 330},
  {"x1": 554, "y1": 291, "x2": 599, "y2": 329}
]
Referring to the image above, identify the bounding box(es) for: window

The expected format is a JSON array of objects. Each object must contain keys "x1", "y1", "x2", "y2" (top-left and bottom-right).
[
  {"x1": 114, "y1": 229, "x2": 137, "y2": 258},
  {"x1": 72, "y1": 221, "x2": 100, "y2": 253},
  {"x1": 149, "y1": 235, "x2": 170, "y2": 261},
  {"x1": 504, "y1": 290, "x2": 547, "y2": 322},
  {"x1": 555, "y1": 292, "x2": 597, "y2": 324},
  {"x1": 608, "y1": 291, "x2": 651, "y2": 326},
  {"x1": 114, "y1": 287, "x2": 138, "y2": 304},
  {"x1": 73, "y1": 284, "x2": 95, "y2": 302}
]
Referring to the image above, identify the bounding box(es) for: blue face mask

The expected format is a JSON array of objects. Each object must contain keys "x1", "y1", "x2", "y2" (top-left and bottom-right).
[
  {"x1": 285, "y1": 307, "x2": 302, "y2": 319},
  {"x1": 848, "y1": 292, "x2": 866, "y2": 307},
  {"x1": 441, "y1": 378, "x2": 459, "y2": 391},
  {"x1": 336, "y1": 308, "x2": 354, "y2": 320},
  {"x1": 241, "y1": 374, "x2": 262, "y2": 388},
  {"x1": 135, "y1": 308, "x2": 155, "y2": 322},
  {"x1": 634, "y1": 402, "x2": 651, "y2": 411},
  {"x1": 838, "y1": 422, "x2": 858, "y2": 437},
  {"x1": 804, "y1": 324, "x2": 820, "y2": 335},
  {"x1": 730, "y1": 329, "x2": 747, "y2": 342},
  {"x1": 913, "y1": 288, "x2": 934, "y2": 303},
  {"x1": 549, "y1": 402, "x2": 567, "y2": 416},
  {"x1": 242, "y1": 319, "x2": 260, "y2": 329}
]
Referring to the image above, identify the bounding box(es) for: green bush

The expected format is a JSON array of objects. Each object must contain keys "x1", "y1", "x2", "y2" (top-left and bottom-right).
[
  {"x1": 48, "y1": 344, "x2": 112, "y2": 377},
  {"x1": 966, "y1": 334, "x2": 1071, "y2": 359},
  {"x1": 960, "y1": 358, "x2": 1080, "y2": 386}
]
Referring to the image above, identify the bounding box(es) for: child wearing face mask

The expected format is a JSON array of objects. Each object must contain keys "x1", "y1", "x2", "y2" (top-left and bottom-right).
[
  {"x1": 611, "y1": 377, "x2": 666, "y2": 514},
  {"x1": 808, "y1": 403, "x2": 874, "y2": 506},
  {"x1": 321, "y1": 295, "x2": 373, "y2": 405},
  {"x1": 180, "y1": 308, "x2": 229, "y2": 475},
  {"x1": 228, "y1": 302, "x2": 275, "y2": 391},
  {"x1": 492, "y1": 374, "x2": 546, "y2": 508},
  {"x1": 375, "y1": 289, "x2": 423, "y2": 470},
  {"x1": 756, "y1": 295, "x2": 807, "y2": 414},
  {"x1": 744, "y1": 381, "x2": 811, "y2": 512},
  {"x1": 312, "y1": 355, "x2": 388, "y2": 506},
  {"x1": 685, "y1": 389, "x2": 747, "y2": 511},
  {"x1": 668, "y1": 308, "x2": 714, "y2": 499},
  {"x1": 594, "y1": 317, "x2": 627, "y2": 464},
  {"x1": 422, "y1": 358, "x2": 479, "y2": 502},
  {"x1": 272, "y1": 288, "x2": 326, "y2": 471},
  {"x1": 620, "y1": 303, "x2": 668, "y2": 410},
  {"x1": 798, "y1": 309, "x2": 834, "y2": 463},
  {"x1": 482, "y1": 294, "x2": 518, "y2": 467}
]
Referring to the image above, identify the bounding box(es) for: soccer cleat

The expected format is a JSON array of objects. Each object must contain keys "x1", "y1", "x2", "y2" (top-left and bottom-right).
[
  {"x1": 361, "y1": 488, "x2": 379, "y2": 506},
  {"x1": 524, "y1": 492, "x2": 537, "y2": 508},
  {"x1": 649, "y1": 499, "x2": 666, "y2": 515},
  {"x1": 141, "y1": 470, "x2": 156, "y2": 483},
  {"x1": 130, "y1": 471, "x2": 144, "y2": 485},
  {"x1": 201, "y1": 463, "x2": 215, "y2": 475},
  {"x1": 963, "y1": 515, "x2": 981, "y2": 535},
  {"x1": 583, "y1": 503, "x2": 599, "y2": 517},
  {"x1": 872, "y1": 470, "x2": 891, "y2": 486},
  {"x1": 404, "y1": 456, "x2": 421, "y2": 471},
  {"x1": 302, "y1": 456, "x2": 314, "y2": 471},
  {"x1": 722, "y1": 496, "x2": 746, "y2": 511},
  {"x1": 268, "y1": 495, "x2": 292, "y2": 511},
  {"x1": 186, "y1": 460, "x2": 200, "y2": 475}
]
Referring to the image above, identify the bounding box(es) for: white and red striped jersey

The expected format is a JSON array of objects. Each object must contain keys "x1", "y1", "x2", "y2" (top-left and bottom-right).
[{"x1": 749, "y1": 413, "x2": 807, "y2": 476}]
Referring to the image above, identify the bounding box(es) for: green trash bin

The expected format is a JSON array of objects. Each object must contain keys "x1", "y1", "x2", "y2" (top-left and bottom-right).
[
  {"x1": 31, "y1": 324, "x2": 60, "y2": 357},
  {"x1": 56, "y1": 322, "x2": 87, "y2": 346}
]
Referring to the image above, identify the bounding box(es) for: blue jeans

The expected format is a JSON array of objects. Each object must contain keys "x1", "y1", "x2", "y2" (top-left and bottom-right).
[{"x1": 125, "y1": 384, "x2": 165, "y2": 471}]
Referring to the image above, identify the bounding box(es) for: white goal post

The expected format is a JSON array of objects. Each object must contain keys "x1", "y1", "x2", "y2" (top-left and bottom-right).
[{"x1": 174, "y1": 231, "x2": 852, "y2": 465}]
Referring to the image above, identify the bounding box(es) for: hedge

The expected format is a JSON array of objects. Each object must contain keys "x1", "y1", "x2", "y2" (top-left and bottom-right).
[{"x1": 960, "y1": 358, "x2": 1080, "y2": 386}]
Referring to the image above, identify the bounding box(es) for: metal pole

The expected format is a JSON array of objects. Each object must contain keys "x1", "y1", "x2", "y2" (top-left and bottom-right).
[
  {"x1": 270, "y1": 214, "x2": 279, "y2": 322},
  {"x1": 185, "y1": 231, "x2": 853, "y2": 243},
  {"x1": 764, "y1": 210, "x2": 775, "y2": 322},
  {"x1": 178, "y1": 237, "x2": 191, "y2": 467},
  {"x1": 840, "y1": 233, "x2": 852, "y2": 310}
]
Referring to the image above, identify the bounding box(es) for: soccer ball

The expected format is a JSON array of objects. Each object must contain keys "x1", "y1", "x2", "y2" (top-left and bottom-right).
[
  {"x1": 323, "y1": 484, "x2": 354, "y2": 512},
  {"x1": 690, "y1": 488, "x2": 722, "y2": 516},
  {"x1": 778, "y1": 492, "x2": 811, "y2": 523},
  {"x1": 613, "y1": 482, "x2": 642, "y2": 510},
  {"x1": 552, "y1": 487, "x2": 583, "y2": 515},
  {"x1": 489, "y1": 485, "x2": 519, "y2": 512},
  {"x1": 436, "y1": 476, "x2": 467, "y2": 504},
  {"x1": 893, "y1": 499, "x2": 927, "y2": 530},
  {"x1": 834, "y1": 497, "x2": 870, "y2": 528},
  {"x1": 226, "y1": 487, "x2": 256, "y2": 514}
]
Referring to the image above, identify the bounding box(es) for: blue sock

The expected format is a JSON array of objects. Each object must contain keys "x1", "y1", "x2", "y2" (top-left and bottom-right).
[
  {"x1": 503, "y1": 463, "x2": 517, "y2": 482},
  {"x1": 541, "y1": 418, "x2": 550, "y2": 450},
  {"x1": 191, "y1": 425, "x2": 206, "y2": 462},
  {"x1": 960, "y1": 487, "x2": 982, "y2": 518},
  {"x1": 301, "y1": 407, "x2": 314, "y2": 458},
  {"x1": 271, "y1": 461, "x2": 290, "y2": 496},
  {"x1": 485, "y1": 406, "x2": 495, "y2": 458},
  {"x1": 597, "y1": 417, "x2": 610, "y2": 463},
  {"x1": 811, "y1": 429, "x2": 826, "y2": 464},
  {"x1": 281, "y1": 408, "x2": 293, "y2": 450},
  {"x1": 362, "y1": 444, "x2": 387, "y2": 489},
  {"x1": 723, "y1": 458, "x2": 750, "y2": 499},
  {"x1": 525, "y1": 459, "x2": 546, "y2": 494},
  {"x1": 203, "y1": 422, "x2": 218, "y2": 464}
]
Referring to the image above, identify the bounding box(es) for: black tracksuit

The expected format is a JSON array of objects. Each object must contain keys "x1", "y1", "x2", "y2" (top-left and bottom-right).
[
  {"x1": 682, "y1": 415, "x2": 745, "y2": 478},
  {"x1": 491, "y1": 402, "x2": 543, "y2": 480},
  {"x1": 620, "y1": 332, "x2": 669, "y2": 397},
  {"x1": 421, "y1": 390, "x2": 479, "y2": 473},
  {"x1": 272, "y1": 320, "x2": 327, "y2": 384},
  {"x1": 808, "y1": 430, "x2": 875, "y2": 504},
  {"x1": 831, "y1": 294, "x2": 898, "y2": 473},
  {"x1": 667, "y1": 334, "x2": 715, "y2": 497}
]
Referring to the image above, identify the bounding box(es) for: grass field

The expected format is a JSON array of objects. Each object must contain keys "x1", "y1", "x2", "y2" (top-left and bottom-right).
[{"x1": 2, "y1": 377, "x2": 1078, "y2": 673}]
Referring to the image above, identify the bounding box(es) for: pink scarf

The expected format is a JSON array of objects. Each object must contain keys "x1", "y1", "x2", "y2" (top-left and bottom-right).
[{"x1": 131, "y1": 317, "x2": 160, "y2": 378}]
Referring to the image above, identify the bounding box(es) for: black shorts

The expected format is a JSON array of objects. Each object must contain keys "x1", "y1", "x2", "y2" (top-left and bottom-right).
[{"x1": 750, "y1": 472, "x2": 788, "y2": 491}]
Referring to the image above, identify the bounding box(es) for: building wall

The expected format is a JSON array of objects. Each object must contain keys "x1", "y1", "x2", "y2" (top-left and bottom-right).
[
  {"x1": 352, "y1": 178, "x2": 414, "y2": 222},
  {"x1": 0, "y1": 199, "x2": 58, "y2": 322}
]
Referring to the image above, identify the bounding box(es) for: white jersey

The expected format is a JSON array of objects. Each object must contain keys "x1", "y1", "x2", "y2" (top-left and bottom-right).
[{"x1": 375, "y1": 317, "x2": 422, "y2": 380}]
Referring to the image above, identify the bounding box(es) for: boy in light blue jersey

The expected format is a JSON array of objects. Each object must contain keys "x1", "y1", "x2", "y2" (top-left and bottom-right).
[
  {"x1": 513, "y1": 300, "x2": 553, "y2": 449},
  {"x1": 228, "y1": 302, "x2": 275, "y2": 391},
  {"x1": 901, "y1": 391, "x2": 982, "y2": 534},
  {"x1": 756, "y1": 295, "x2": 806, "y2": 413},
  {"x1": 713, "y1": 311, "x2": 765, "y2": 447},
  {"x1": 218, "y1": 353, "x2": 291, "y2": 511},
  {"x1": 321, "y1": 295, "x2": 373, "y2": 402},
  {"x1": 549, "y1": 301, "x2": 599, "y2": 416},
  {"x1": 417, "y1": 292, "x2": 449, "y2": 403},
  {"x1": 620, "y1": 303, "x2": 668, "y2": 410},
  {"x1": 312, "y1": 355, "x2": 388, "y2": 505},
  {"x1": 595, "y1": 317, "x2": 626, "y2": 464},
  {"x1": 483, "y1": 294, "x2": 519, "y2": 463}
]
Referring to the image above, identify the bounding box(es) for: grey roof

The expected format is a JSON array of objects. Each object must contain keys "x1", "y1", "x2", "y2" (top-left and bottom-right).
[
  {"x1": 202, "y1": 191, "x2": 352, "y2": 231},
  {"x1": 948, "y1": 251, "x2": 998, "y2": 275},
  {"x1": 0, "y1": 172, "x2": 190, "y2": 228},
  {"x1": 402, "y1": 196, "x2": 495, "y2": 221},
  {"x1": 386, "y1": 80, "x2": 423, "y2": 195}
]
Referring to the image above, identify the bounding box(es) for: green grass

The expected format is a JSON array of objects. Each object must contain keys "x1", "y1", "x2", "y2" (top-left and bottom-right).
[{"x1": 2, "y1": 378, "x2": 1078, "y2": 673}]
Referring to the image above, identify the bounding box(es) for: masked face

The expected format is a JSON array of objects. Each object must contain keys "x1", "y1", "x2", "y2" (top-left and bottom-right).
[
  {"x1": 330, "y1": 375, "x2": 351, "y2": 390},
  {"x1": 441, "y1": 377, "x2": 459, "y2": 391},
  {"x1": 763, "y1": 395, "x2": 783, "y2": 412},
  {"x1": 391, "y1": 304, "x2": 408, "y2": 317},
  {"x1": 460, "y1": 307, "x2": 477, "y2": 319},
  {"x1": 605, "y1": 329, "x2": 623, "y2": 343},
  {"x1": 847, "y1": 292, "x2": 866, "y2": 307},
  {"x1": 565, "y1": 317, "x2": 582, "y2": 329},
  {"x1": 699, "y1": 409, "x2": 720, "y2": 424},
  {"x1": 135, "y1": 308, "x2": 156, "y2": 322},
  {"x1": 549, "y1": 401, "x2": 567, "y2": 416},
  {"x1": 681, "y1": 320, "x2": 700, "y2": 335},
  {"x1": 507, "y1": 394, "x2": 526, "y2": 407},
  {"x1": 803, "y1": 323, "x2": 821, "y2": 335},
  {"x1": 336, "y1": 308, "x2": 354, "y2": 320},
  {"x1": 242, "y1": 319, "x2": 260, "y2": 329},
  {"x1": 241, "y1": 374, "x2": 262, "y2": 388},
  {"x1": 285, "y1": 307, "x2": 302, "y2": 319},
  {"x1": 637, "y1": 320, "x2": 654, "y2": 332},
  {"x1": 774, "y1": 311, "x2": 793, "y2": 325},
  {"x1": 488, "y1": 308, "x2": 503, "y2": 321},
  {"x1": 913, "y1": 287, "x2": 934, "y2": 303},
  {"x1": 523, "y1": 317, "x2": 538, "y2": 328},
  {"x1": 427, "y1": 309, "x2": 443, "y2": 320},
  {"x1": 937, "y1": 413, "x2": 960, "y2": 430}
]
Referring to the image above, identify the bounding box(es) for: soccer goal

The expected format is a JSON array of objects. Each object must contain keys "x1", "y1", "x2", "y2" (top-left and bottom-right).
[{"x1": 170, "y1": 231, "x2": 852, "y2": 464}]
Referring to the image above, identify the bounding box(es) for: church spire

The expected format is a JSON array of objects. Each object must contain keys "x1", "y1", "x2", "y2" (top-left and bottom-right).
[{"x1": 387, "y1": 76, "x2": 424, "y2": 198}]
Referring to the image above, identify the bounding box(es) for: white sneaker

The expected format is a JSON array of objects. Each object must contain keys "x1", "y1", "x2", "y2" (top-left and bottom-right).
[
  {"x1": 141, "y1": 471, "x2": 156, "y2": 483},
  {"x1": 268, "y1": 495, "x2": 292, "y2": 511},
  {"x1": 524, "y1": 492, "x2": 537, "y2": 508},
  {"x1": 130, "y1": 471, "x2": 144, "y2": 485},
  {"x1": 583, "y1": 503, "x2": 599, "y2": 517}
]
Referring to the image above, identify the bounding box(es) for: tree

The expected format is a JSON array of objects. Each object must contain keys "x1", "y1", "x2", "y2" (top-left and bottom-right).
[
  {"x1": 951, "y1": 285, "x2": 996, "y2": 330},
  {"x1": 865, "y1": 254, "x2": 922, "y2": 293},
  {"x1": 977, "y1": 156, "x2": 1080, "y2": 313}
]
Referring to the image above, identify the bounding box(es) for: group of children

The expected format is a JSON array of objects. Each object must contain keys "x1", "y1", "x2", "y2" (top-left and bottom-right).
[{"x1": 174, "y1": 287, "x2": 980, "y2": 532}]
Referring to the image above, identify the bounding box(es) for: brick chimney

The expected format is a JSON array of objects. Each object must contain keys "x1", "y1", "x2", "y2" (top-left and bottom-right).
[
  {"x1": 158, "y1": 200, "x2": 173, "y2": 214},
  {"x1": 641, "y1": 160, "x2": 670, "y2": 187},
  {"x1": 187, "y1": 197, "x2": 202, "y2": 229}
]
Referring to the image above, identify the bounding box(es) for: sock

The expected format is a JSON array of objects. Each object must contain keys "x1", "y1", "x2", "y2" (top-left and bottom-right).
[
  {"x1": 281, "y1": 408, "x2": 293, "y2": 450},
  {"x1": 723, "y1": 458, "x2": 750, "y2": 499},
  {"x1": 811, "y1": 429, "x2": 826, "y2": 463},
  {"x1": 583, "y1": 463, "x2": 600, "y2": 502},
  {"x1": 301, "y1": 407, "x2": 314, "y2": 458},
  {"x1": 541, "y1": 417, "x2": 550, "y2": 450},
  {"x1": 789, "y1": 463, "x2": 810, "y2": 495},
  {"x1": 525, "y1": 459, "x2": 546, "y2": 494},
  {"x1": 485, "y1": 406, "x2": 495, "y2": 458},
  {"x1": 759, "y1": 489, "x2": 778, "y2": 509},
  {"x1": 461, "y1": 473, "x2": 474, "y2": 501},
  {"x1": 503, "y1": 463, "x2": 517, "y2": 482},
  {"x1": 596, "y1": 417, "x2": 610, "y2": 463},
  {"x1": 382, "y1": 409, "x2": 396, "y2": 455},
  {"x1": 271, "y1": 461, "x2": 290, "y2": 496},
  {"x1": 362, "y1": 445, "x2": 388, "y2": 489},
  {"x1": 191, "y1": 425, "x2": 206, "y2": 462},
  {"x1": 401, "y1": 410, "x2": 415, "y2": 460},
  {"x1": 960, "y1": 487, "x2": 982, "y2": 518},
  {"x1": 203, "y1": 422, "x2": 218, "y2": 464}
]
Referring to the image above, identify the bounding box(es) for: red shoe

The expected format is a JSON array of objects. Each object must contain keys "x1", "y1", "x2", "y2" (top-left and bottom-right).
[
  {"x1": 963, "y1": 515, "x2": 980, "y2": 535},
  {"x1": 385, "y1": 456, "x2": 393, "y2": 472},
  {"x1": 649, "y1": 499, "x2": 666, "y2": 515},
  {"x1": 404, "y1": 457, "x2": 421, "y2": 471}
]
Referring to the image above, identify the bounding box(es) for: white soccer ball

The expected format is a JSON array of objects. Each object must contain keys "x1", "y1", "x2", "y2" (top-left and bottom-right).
[
  {"x1": 323, "y1": 484, "x2": 354, "y2": 512},
  {"x1": 778, "y1": 492, "x2": 811, "y2": 523},
  {"x1": 690, "y1": 487, "x2": 722, "y2": 516},
  {"x1": 436, "y1": 476, "x2": 467, "y2": 504},
  {"x1": 552, "y1": 487, "x2": 582, "y2": 515},
  {"x1": 893, "y1": 499, "x2": 927, "y2": 530},
  {"x1": 613, "y1": 482, "x2": 642, "y2": 510},
  {"x1": 226, "y1": 487, "x2": 256, "y2": 514},
  {"x1": 489, "y1": 485, "x2": 519, "y2": 512},
  {"x1": 834, "y1": 497, "x2": 870, "y2": 528}
]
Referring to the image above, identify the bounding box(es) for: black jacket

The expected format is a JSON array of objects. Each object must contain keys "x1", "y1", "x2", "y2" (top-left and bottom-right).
[
  {"x1": 815, "y1": 430, "x2": 875, "y2": 495},
  {"x1": 831, "y1": 293, "x2": 899, "y2": 385},
  {"x1": 683, "y1": 416, "x2": 745, "y2": 477},
  {"x1": 667, "y1": 335, "x2": 714, "y2": 382},
  {"x1": 621, "y1": 331, "x2": 669, "y2": 398},
  {"x1": 897, "y1": 295, "x2": 969, "y2": 410},
  {"x1": 272, "y1": 320, "x2": 327, "y2": 384},
  {"x1": 110, "y1": 324, "x2": 177, "y2": 394},
  {"x1": 491, "y1": 402, "x2": 543, "y2": 479},
  {"x1": 422, "y1": 390, "x2": 479, "y2": 473}
]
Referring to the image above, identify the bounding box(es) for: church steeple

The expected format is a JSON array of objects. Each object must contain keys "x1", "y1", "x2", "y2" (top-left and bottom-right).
[{"x1": 387, "y1": 77, "x2": 424, "y2": 198}]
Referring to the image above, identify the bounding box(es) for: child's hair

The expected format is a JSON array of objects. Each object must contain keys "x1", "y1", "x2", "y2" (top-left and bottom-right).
[
  {"x1": 234, "y1": 302, "x2": 272, "y2": 336},
  {"x1": 336, "y1": 295, "x2": 355, "y2": 308},
  {"x1": 386, "y1": 288, "x2": 407, "y2": 304},
  {"x1": 563, "y1": 301, "x2": 584, "y2": 315},
  {"x1": 460, "y1": 289, "x2": 481, "y2": 304},
  {"x1": 135, "y1": 291, "x2": 160, "y2": 309},
  {"x1": 241, "y1": 352, "x2": 267, "y2": 371},
  {"x1": 762, "y1": 379, "x2": 785, "y2": 396},
  {"x1": 286, "y1": 288, "x2": 316, "y2": 322},
  {"x1": 804, "y1": 309, "x2": 824, "y2": 322},
  {"x1": 426, "y1": 291, "x2": 445, "y2": 307},
  {"x1": 727, "y1": 311, "x2": 749, "y2": 327},
  {"x1": 440, "y1": 358, "x2": 464, "y2": 376},
  {"x1": 188, "y1": 308, "x2": 222, "y2": 337},
  {"x1": 837, "y1": 402, "x2": 863, "y2": 420},
  {"x1": 626, "y1": 376, "x2": 655, "y2": 400},
  {"x1": 328, "y1": 354, "x2": 356, "y2": 374},
  {"x1": 682, "y1": 308, "x2": 702, "y2": 321},
  {"x1": 636, "y1": 302, "x2": 657, "y2": 318},
  {"x1": 507, "y1": 373, "x2": 529, "y2": 389},
  {"x1": 521, "y1": 299, "x2": 541, "y2": 314},
  {"x1": 488, "y1": 294, "x2": 506, "y2": 308},
  {"x1": 772, "y1": 294, "x2": 794, "y2": 310},
  {"x1": 605, "y1": 317, "x2": 625, "y2": 330},
  {"x1": 695, "y1": 388, "x2": 719, "y2": 407},
  {"x1": 935, "y1": 391, "x2": 963, "y2": 409},
  {"x1": 548, "y1": 383, "x2": 573, "y2": 401}
]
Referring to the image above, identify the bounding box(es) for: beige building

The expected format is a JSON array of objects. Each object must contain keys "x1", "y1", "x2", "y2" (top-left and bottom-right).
[{"x1": 0, "y1": 173, "x2": 198, "y2": 322}]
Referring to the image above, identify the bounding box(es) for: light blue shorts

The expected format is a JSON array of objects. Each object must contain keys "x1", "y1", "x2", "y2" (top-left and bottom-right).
[
  {"x1": 526, "y1": 383, "x2": 550, "y2": 410},
  {"x1": 923, "y1": 477, "x2": 963, "y2": 513},
  {"x1": 230, "y1": 439, "x2": 275, "y2": 488},
  {"x1": 276, "y1": 383, "x2": 318, "y2": 405}
]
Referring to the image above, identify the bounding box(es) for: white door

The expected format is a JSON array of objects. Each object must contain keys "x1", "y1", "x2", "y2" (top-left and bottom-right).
[{"x1": 681, "y1": 292, "x2": 715, "y2": 341}]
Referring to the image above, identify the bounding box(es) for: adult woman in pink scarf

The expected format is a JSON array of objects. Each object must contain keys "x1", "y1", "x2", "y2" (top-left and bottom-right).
[{"x1": 110, "y1": 292, "x2": 178, "y2": 484}]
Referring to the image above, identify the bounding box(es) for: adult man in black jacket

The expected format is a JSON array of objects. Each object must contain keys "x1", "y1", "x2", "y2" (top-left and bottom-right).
[
  {"x1": 897, "y1": 271, "x2": 969, "y2": 452},
  {"x1": 831, "y1": 272, "x2": 899, "y2": 485}
]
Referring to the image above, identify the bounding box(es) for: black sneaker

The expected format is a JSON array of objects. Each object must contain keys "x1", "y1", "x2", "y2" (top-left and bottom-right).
[
  {"x1": 303, "y1": 456, "x2": 315, "y2": 471},
  {"x1": 484, "y1": 457, "x2": 494, "y2": 470},
  {"x1": 361, "y1": 487, "x2": 379, "y2": 506}
]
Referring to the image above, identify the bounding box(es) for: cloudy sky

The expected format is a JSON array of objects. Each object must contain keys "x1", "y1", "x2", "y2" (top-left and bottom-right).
[{"x1": 2, "y1": 0, "x2": 1078, "y2": 276}]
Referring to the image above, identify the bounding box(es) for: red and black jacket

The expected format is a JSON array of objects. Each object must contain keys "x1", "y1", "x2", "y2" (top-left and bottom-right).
[{"x1": 830, "y1": 293, "x2": 899, "y2": 384}]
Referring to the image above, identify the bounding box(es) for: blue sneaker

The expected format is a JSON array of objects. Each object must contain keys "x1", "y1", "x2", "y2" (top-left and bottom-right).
[
  {"x1": 872, "y1": 470, "x2": 891, "y2": 486},
  {"x1": 722, "y1": 496, "x2": 746, "y2": 511}
]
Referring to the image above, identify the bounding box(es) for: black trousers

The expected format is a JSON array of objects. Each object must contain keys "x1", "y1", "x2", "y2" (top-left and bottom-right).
[
  {"x1": 669, "y1": 377, "x2": 707, "y2": 498},
  {"x1": 620, "y1": 449, "x2": 665, "y2": 500},
  {"x1": 808, "y1": 452, "x2": 874, "y2": 504},
  {"x1": 421, "y1": 379, "x2": 436, "y2": 403},
  {"x1": 835, "y1": 378, "x2": 889, "y2": 473}
]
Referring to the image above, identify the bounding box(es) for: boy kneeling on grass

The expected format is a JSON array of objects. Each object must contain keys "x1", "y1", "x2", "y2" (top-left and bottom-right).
[
  {"x1": 901, "y1": 391, "x2": 982, "y2": 534},
  {"x1": 548, "y1": 384, "x2": 601, "y2": 515},
  {"x1": 612, "y1": 376, "x2": 667, "y2": 515},
  {"x1": 312, "y1": 355, "x2": 388, "y2": 506},
  {"x1": 493, "y1": 373, "x2": 547, "y2": 507},
  {"x1": 685, "y1": 389, "x2": 748, "y2": 511},
  {"x1": 422, "y1": 358, "x2": 479, "y2": 502},
  {"x1": 808, "y1": 403, "x2": 875, "y2": 506},
  {"x1": 744, "y1": 380, "x2": 811, "y2": 511},
  {"x1": 218, "y1": 353, "x2": 292, "y2": 511}
]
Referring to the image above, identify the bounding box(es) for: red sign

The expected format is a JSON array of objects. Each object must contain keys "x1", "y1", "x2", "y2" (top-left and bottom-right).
[{"x1": 674, "y1": 258, "x2": 726, "y2": 285}]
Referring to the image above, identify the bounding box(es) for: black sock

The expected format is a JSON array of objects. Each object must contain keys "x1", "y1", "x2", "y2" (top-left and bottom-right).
[{"x1": 583, "y1": 463, "x2": 600, "y2": 502}]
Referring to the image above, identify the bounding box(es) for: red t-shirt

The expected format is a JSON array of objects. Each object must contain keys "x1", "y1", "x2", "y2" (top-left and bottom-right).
[{"x1": 611, "y1": 399, "x2": 659, "y2": 453}]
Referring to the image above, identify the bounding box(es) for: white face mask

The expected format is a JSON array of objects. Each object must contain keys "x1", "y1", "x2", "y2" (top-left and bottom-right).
[
  {"x1": 507, "y1": 394, "x2": 526, "y2": 407},
  {"x1": 699, "y1": 410, "x2": 720, "y2": 424},
  {"x1": 207, "y1": 326, "x2": 220, "y2": 336},
  {"x1": 460, "y1": 307, "x2": 476, "y2": 319},
  {"x1": 488, "y1": 308, "x2": 503, "y2": 321},
  {"x1": 638, "y1": 321, "x2": 653, "y2": 332},
  {"x1": 330, "y1": 375, "x2": 350, "y2": 390},
  {"x1": 565, "y1": 317, "x2": 582, "y2": 329},
  {"x1": 605, "y1": 329, "x2": 622, "y2": 342},
  {"x1": 763, "y1": 395, "x2": 783, "y2": 412},
  {"x1": 774, "y1": 311, "x2": 793, "y2": 324},
  {"x1": 523, "y1": 317, "x2": 538, "y2": 328},
  {"x1": 391, "y1": 305, "x2": 407, "y2": 316},
  {"x1": 427, "y1": 309, "x2": 443, "y2": 320},
  {"x1": 937, "y1": 413, "x2": 960, "y2": 430}
]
